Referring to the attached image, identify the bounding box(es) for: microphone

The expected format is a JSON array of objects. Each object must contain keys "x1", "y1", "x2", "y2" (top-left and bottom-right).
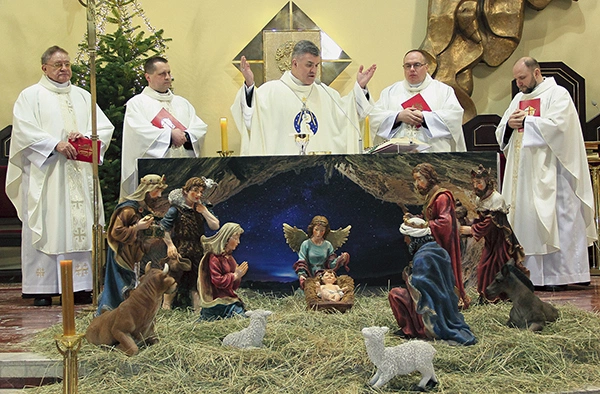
[{"x1": 314, "y1": 78, "x2": 364, "y2": 153}]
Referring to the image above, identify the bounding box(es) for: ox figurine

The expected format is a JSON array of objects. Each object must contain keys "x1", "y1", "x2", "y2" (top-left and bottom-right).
[{"x1": 86, "y1": 262, "x2": 177, "y2": 356}]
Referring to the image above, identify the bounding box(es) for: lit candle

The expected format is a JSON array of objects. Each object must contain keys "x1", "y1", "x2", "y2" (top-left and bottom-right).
[
  {"x1": 220, "y1": 117, "x2": 228, "y2": 152},
  {"x1": 60, "y1": 260, "x2": 75, "y2": 336},
  {"x1": 364, "y1": 116, "x2": 371, "y2": 149}
]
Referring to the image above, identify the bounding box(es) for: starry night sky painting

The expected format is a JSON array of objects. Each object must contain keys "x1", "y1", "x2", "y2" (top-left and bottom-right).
[{"x1": 138, "y1": 152, "x2": 498, "y2": 288}]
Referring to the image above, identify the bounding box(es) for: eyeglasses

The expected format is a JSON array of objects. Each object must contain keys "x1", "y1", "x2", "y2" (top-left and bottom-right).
[
  {"x1": 403, "y1": 62, "x2": 426, "y2": 70},
  {"x1": 46, "y1": 62, "x2": 71, "y2": 69}
]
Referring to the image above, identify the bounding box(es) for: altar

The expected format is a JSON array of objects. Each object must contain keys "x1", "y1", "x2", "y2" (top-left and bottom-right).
[{"x1": 138, "y1": 152, "x2": 498, "y2": 287}]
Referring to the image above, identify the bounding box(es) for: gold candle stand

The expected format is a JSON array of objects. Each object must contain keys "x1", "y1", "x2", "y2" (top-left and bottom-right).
[
  {"x1": 55, "y1": 333, "x2": 85, "y2": 394},
  {"x1": 217, "y1": 150, "x2": 234, "y2": 157}
]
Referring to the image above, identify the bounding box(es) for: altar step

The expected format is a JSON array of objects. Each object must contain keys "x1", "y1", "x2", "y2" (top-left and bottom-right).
[{"x1": 0, "y1": 352, "x2": 62, "y2": 390}]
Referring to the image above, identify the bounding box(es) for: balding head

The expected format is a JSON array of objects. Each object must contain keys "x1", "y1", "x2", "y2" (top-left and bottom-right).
[{"x1": 513, "y1": 57, "x2": 543, "y2": 94}]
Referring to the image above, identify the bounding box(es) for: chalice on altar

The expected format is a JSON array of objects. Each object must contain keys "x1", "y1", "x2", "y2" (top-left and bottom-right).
[{"x1": 294, "y1": 132, "x2": 310, "y2": 155}]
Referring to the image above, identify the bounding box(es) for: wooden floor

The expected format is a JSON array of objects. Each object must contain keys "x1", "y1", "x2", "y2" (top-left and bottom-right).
[{"x1": 0, "y1": 277, "x2": 598, "y2": 353}]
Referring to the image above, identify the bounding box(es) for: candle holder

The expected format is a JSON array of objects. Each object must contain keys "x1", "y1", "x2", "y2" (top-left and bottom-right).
[
  {"x1": 55, "y1": 333, "x2": 85, "y2": 394},
  {"x1": 217, "y1": 150, "x2": 234, "y2": 157}
]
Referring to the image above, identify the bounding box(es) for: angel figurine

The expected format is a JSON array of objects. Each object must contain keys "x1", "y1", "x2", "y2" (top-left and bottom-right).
[{"x1": 283, "y1": 215, "x2": 351, "y2": 289}]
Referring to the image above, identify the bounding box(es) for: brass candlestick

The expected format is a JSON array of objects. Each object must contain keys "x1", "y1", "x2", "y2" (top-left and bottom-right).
[
  {"x1": 217, "y1": 150, "x2": 234, "y2": 157},
  {"x1": 55, "y1": 333, "x2": 85, "y2": 394}
]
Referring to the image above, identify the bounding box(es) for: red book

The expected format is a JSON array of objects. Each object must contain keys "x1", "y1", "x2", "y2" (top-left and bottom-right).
[
  {"x1": 519, "y1": 98, "x2": 541, "y2": 116},
  {"x1": 69, "y1": 137, "x2": 100, "y2": 163},
  {"x1": 151, "y1": 108, "x2": 187, "y2": 130},
  {"x1": 402, "y1": 93, "x2": 431, "y2": 112},
  {"x1": 518, "y1": 98, "x2": 540, "y2": 132}
]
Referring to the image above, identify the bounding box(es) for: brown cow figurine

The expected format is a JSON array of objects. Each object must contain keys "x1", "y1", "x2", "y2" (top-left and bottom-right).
[
  {"x1": 86, "y1": 262, "x2": 177, "y2": 356},
  {"x1": 486, "y1": 259, "x2": 559, "y2": 331}
]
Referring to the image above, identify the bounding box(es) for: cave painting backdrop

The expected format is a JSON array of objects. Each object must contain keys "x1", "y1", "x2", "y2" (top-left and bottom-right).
[{"x1": 139, "y1": 152, "x2": 497, "y2": 288}]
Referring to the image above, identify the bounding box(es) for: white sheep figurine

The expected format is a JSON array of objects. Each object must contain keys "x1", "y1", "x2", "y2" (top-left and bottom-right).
[
  {"x1": 361, "y1": 326, "x2": 438, "y2": 391},
  {"x1": 222, "y1": 310, "x2": 273, "y2": 349}
]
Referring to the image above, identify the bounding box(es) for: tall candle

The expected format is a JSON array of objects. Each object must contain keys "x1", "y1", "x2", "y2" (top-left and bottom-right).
[
  {"x1": 60, "y1": 260, "x2": 75, "y2": 336},
  {"x1": 220, "y1": 117, "x2": 228, "y2": 152},
  {"x1": 364, "y1": 116, "x2": 371, "y2": 149}
]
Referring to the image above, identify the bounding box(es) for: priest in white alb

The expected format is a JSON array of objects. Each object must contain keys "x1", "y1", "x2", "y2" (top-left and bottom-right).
[
  {"x1": 368, "y1": 50, "x2": 466, "y2": 152},
  {"x1": 6, "y1": 46, "x2": 114, "y2": 306},
  {"x1": 496, "y1": 56, "x2": 597, "y2": 289},
  {"x1": 231, "y1": 40, "x2": 376, "y2": 156},
  {"x1": 120, "y1": 56, "x2": 207, "y2": 199}
]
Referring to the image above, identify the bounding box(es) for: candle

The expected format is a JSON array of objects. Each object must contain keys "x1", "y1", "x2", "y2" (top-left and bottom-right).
[
  {"x1": 60, "y1": 260, "x2": 75, "y2": 336},
  {"x1": 364, "y1": 116, "x2": 371, "y2": 149},
  {"x1": 220, "y1": 117, "x2": 228, "y2": 152}
]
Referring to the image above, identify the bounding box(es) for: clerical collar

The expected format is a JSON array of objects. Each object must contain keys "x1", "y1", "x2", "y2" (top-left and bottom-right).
[
  {"x1": 142, "y1": 86, "x2": 174, "y2": 102},
  {"x1": 39, "y1": 75, "x2": 71, "y2": 94},
  {"x1": 289, "y1": 72, "x2": 311, "y2": 86},
  {"x1": 404, "y1": 74, "x2": 433, "y2": 93}
]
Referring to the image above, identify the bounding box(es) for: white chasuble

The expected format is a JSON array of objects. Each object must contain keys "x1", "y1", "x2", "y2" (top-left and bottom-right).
[
  {"x1": 231, "y1": 71, "x2": 367, "y2": 156},
  {"x1": 7, "y1": 76, "x2": 114, "y2": 294},
  {"x1": 121, "y1": 87, "x2": 207, "y2": 198},
  {"x1": 368, "y1": 74, "x2": 466, "y2": 152},
  {"x1": 496, "y1": 77, "x2": 596, "y2": 285}
]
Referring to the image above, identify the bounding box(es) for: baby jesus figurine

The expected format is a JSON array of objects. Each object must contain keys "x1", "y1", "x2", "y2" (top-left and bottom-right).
[{"x1": 317, "y1": 270, "x2": 349, "y2": 302}]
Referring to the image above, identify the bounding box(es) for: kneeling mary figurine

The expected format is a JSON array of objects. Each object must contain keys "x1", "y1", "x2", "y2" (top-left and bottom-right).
[{"x1": 197, "y1": 222, "x2": 248, "y2": 320}]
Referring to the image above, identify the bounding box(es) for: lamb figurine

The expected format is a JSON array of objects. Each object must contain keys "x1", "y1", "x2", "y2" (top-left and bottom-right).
[
  {"x1": 361, "y1": 326, "x2": 437, "y2": 391},
  {"x1": 222, "y1": 310, "x2": 273, "y2": 349}
]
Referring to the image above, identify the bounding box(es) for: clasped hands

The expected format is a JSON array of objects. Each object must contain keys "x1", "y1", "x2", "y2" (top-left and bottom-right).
[
  {"x1": 396, "y1": 107, "x2": 424, "y2": 128},
  {"x1": 55, "y1": 131, "x2": 83, "y2": 160},
  {"x1": 508, "y1": 109, "x2": 527, "y2": 130},
  {"x1": 170, "y1": 128, "x2": 187, "y2": 148},
  {"x1": 234, "y1": 261, "x2": 249, "y2": 281}
]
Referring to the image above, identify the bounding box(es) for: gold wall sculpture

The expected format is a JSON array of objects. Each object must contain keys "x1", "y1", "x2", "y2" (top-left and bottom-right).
[{"x1": 421, "y1": 0, "x2": 559, "y2": 123}]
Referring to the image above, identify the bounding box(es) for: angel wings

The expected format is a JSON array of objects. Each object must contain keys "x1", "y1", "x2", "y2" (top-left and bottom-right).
[{"x1": 282, "y1": 223, "x2": 351, "y2": 253}]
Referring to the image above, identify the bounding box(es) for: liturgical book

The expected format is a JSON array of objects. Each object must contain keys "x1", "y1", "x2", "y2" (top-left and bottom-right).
[
  {"x1": 402, "y1": 93, "x2": 431, "y2": 112},
  {"x1": 151, "y1": 108, "x2": 187, "y2": 131},
  {"x1": 69, "y1": 137, "x2": 100, "y2": 163},
  {"x1": 518, "y1": 98, "x2": 540, "y2": 131},
  {"x1": 368, "y1": 137, "x2": 430, "y2": 154}
]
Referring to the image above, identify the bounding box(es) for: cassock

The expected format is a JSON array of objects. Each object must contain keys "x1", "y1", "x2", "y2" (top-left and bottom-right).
[
  {"x1": 7, "y1": 76, "x2": 114, "y2": 295},
  {"x1": 120, "y1": 87, "x2": 207, "y2": 199},
  {"x1": 231, "y1": 71, "x2": 369, "y2": 156},
  {"x1": 368, "y1": 74, "x2": 466, "y2": 152},
  {"x1": 496, "y1": 77, "x2": 597, "y2": 286}
]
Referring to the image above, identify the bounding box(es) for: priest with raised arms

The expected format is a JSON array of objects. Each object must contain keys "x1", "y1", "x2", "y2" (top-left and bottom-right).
[
  {"x1": 367, "y1": 49, "x2": 466, "y2": 152},
  {"x1": 120, "y1": 56, "x2": 208, "y2": 200},
  {"x1": 231, "y1": 40, "x2": 376, "y2": 156},
  {"x1": 496, "y1": 56, "x2": 596, "y2": 290}
]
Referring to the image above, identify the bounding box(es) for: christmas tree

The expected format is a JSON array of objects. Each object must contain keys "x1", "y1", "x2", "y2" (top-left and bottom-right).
[{"x1": 72, "y1": 0, "x2": 171, "y2": 217}]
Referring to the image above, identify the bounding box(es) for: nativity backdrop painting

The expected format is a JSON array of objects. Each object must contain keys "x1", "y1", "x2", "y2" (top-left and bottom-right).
[{"x1": 138, "y1": 152, "x2": 497, "y2": 289}]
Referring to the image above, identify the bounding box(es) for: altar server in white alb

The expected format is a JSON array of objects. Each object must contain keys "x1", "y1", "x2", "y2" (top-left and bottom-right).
[
  {"x1": 231, "y1": 40, "x2": 376, "y2": 156},
  {"x1": 6, "y1": 45, "x2": 114, "y2": 306},
  {"x1": 368, "y1": 49, "x2": 466, "y2": 152},
  {"x1": 120, "y1": 56, "x2": 207, "y2": 199},
  {"x1": 496, "y1": 56, "x2": 596, "y2": 289}
]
